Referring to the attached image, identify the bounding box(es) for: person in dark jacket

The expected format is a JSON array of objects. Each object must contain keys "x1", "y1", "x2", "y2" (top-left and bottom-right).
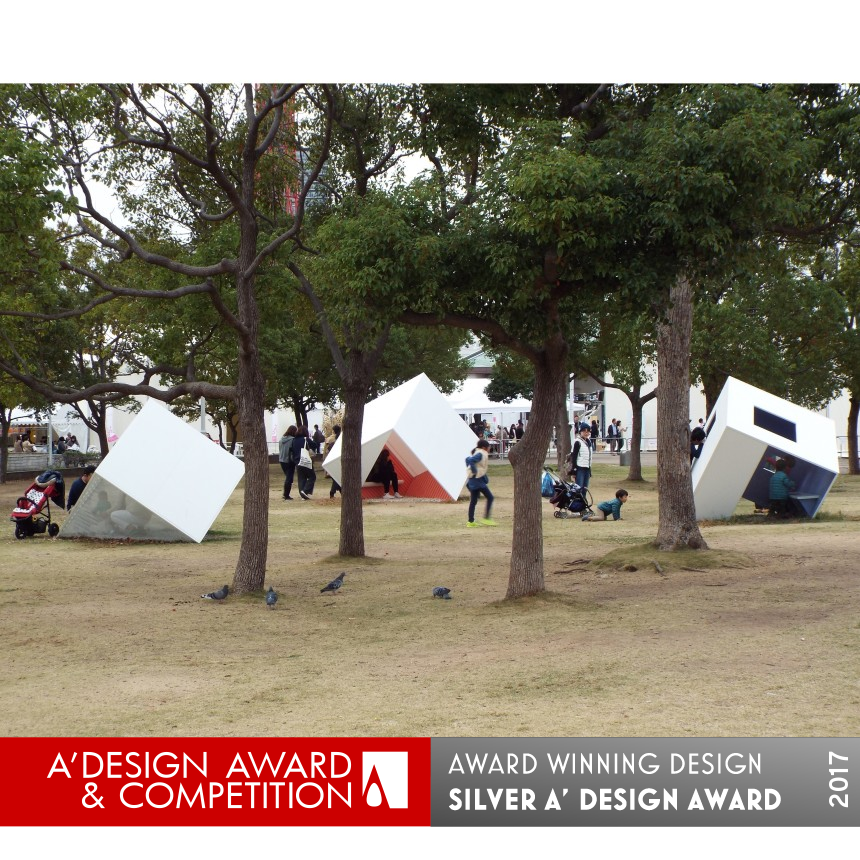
[
  {"x1": 367, "y1": 448, "x2": 400, "y2": 499},
  {"x1": 293, "y1": 426, "x2": 316, "y2": 500},
  {"x1": 690, "y1": 421, "x2": 707, "y2": 463},
  {"x1": 312, "y1": 424, "x2": 325, "y2": 454},
  {"x1": 67, "y1": 465, "x2": 96, "y2": 510},
  {"x1": 279, "y1": 426, "x2": 297, "y2": 500}
]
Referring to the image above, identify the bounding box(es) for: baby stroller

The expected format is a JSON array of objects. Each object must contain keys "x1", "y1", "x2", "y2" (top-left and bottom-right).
[
  {"x1": 545, "y1": 468, "x2": 594, "y2": 520},
  {"x1": 10, "y1": 470, "x2": 65, "y2": 539}
]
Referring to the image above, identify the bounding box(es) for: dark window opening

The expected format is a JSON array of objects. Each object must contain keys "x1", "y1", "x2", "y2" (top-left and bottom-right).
[{"x1": 753, "y1": 407, "x2": 796, "y2": 442}]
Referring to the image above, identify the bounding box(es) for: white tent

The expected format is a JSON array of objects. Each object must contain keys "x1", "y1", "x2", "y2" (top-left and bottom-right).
[
  {"x1": 323, "y1": 373, "x2": 478, "y2": 500},
  {"x1": 445, "y1": 377, "x2": 583, "y2": 420},
  {"x1": 692, "y1": 376, "x2": 839, "y2": 519},
  {"x1": 61, "y1": 399, "x2": 245, "y2": 542},
  {"x1": 445, "y1": 377, "x2": 533, "y2": 413}
]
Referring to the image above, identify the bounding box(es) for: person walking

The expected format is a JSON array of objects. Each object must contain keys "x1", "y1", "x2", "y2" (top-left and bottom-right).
[
  {"x1": 591, "y1": 419, "x2": 600, "y2": 448},
  {"x1": 614, "y1": 419, "x2": 627, "y2": 453},
  {"x1": 465, "y1": 438, "x2": 496, "y2": 527},
  {"x1": 293, "y1": 426, "x2": 316, "y2": 500},
  {"x1": 606, "y1": 419, "x2": 617, "y2": 454},
  {"x1": 279, "y1": 426, "x2": 297, "y2": 500},
  {"x1": 312, "y1": 424, "x2": 325, "y2": 454},
  {"x1": 569, "y1": 425, "x2": 593, "y2": 489}
]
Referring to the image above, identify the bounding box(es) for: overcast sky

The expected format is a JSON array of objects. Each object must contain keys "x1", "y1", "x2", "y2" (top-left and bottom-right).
[{"x1": 3, "y1": 2, "x2": 858, "y2": 83}]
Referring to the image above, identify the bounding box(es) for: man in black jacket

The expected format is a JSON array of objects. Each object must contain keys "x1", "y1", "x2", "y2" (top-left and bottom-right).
[
  {"x1": 690, "y1": 420, "x2": 707, "y2": 463},
  {"x1": 67, "y1": 465, "x2": 96, "y2": 510}
]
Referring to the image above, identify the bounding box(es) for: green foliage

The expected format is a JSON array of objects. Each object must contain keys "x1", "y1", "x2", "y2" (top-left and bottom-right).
[
  {"x1": 595, "y1": 85, "x2": 814, "y2": 284},
  {"x1": 807, "y1": 237, "x2": 860, "y2": 397},
  {"x1": 302, "y1": 189, "x2": 443, "y2": 339}
]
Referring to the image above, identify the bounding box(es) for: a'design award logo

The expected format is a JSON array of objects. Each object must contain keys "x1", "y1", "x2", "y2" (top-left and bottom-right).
[{"x1": 361, "y1": 752, "x2": 409, "y2": 809}]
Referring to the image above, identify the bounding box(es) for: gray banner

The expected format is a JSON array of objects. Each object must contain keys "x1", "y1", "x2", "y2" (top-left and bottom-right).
[{"x1": 431, "y1": 738, "x2": 858, "y2": 826}]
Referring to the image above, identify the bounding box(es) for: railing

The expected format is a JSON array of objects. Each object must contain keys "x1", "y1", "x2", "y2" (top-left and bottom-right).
[
  {"x1": 836, "y1": 436, "x2": 858, "y2": 458},
  {"x1": 4, "y1": 452, "x2": 49, "y2": 472},
  {"x1": 4, "y1": 451, "x2": 102, "y2": 473}
]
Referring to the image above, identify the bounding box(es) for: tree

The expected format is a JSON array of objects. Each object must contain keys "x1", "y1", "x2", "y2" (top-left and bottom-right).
[
  {"x1": 0, "y1": 90, "x2": 70, "y2": 480},
  {"x1": 287, "y1": 84, "x2": 467, "y2": 558},
  {"x1": 484, "y1": 349, "x2": 574, "y2": 469},
  {"x1": 403, "y1": 101, "x2": 629, "y2": 598},
  {"x1": 603, "y1": 85, "x2": 818, "y2": 550},
  {"x1": 689, "y1": 249, "x2": 844, "y2": 417},
  {"x1": 807, "y1": 238, "x2": 860, "y2": 473},
  {"x1": 0, "y1": 376, "x2": 49, "y2": 482},
  {"x1": 576, "y1": 308, "x2": 658, "y2": 482},
  {"x1": 293, "y1": 180, "x2": 467, "y2": 556},
  {"x1": 0, "y1": 83, "x2": 333, "y2": 593}
]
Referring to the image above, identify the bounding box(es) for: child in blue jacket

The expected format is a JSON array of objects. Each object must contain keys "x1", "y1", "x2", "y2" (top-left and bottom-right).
[
  {"x1": 465, "y1": 438, "x2": 496, "y2": 528},
  {"x1": 583, "y1": 489, "x2": 629, "y2": 521}
]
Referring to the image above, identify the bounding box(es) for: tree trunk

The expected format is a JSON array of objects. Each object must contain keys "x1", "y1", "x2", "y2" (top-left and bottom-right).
[
  {"x1": 83, "y1": 399, "x2": 111, "y2": 456},
  {"x1": 848, "y1": 391, "x2": 859, "y2": 476},
  {"x1": 506, "y1": 338, "x2": 568, "y2": 598},
  {"x1": 232, "y1": 357, "x2": 270, "y2": 594},
  {"x1": 339, "y1": 377, "x2": 367, "y2": 557},
  {"x1": 231, "y1": 230, "x2": 270, "y2": 594},
  {"x1": 701, "y1": 371, "x2": 724, "y2": 419},
  {"x1": 654, "y1": 273, "x2": 708, "y2": 551},
  {"x1": 0, "y1": 405, "x2": 9, "y2": 484},
  {"x1": 291, "y1": 394, "x2": 308, "y2": 430},
  {"x1": 624, "y1": 388, "x2": 645, "y2": 482},
  {"x1": 96, "y1": 416, "x2": 109, "y2": 457}
]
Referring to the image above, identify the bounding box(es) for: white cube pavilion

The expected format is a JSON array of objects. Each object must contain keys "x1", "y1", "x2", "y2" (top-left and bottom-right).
[
  {"x1": 323, "y1": 373, "x2": 478, "y2": 500},
  {"x1": 692, "y1": 376, "x2": 839, "y2": 520},
  {"x1": 61, "y1": 399, "x2": 245, "y2": 542}
]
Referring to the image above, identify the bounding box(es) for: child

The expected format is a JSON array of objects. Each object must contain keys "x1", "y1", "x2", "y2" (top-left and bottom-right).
[
  {"x1": 465, "y1": 438, "x2": 496, "y2": 528},
  {"x1": 768, "y1": 459, "x2": 796, "y2": 518},
  {"x1": 583, "y1": 489, "x2": 629, "y2": 521}
]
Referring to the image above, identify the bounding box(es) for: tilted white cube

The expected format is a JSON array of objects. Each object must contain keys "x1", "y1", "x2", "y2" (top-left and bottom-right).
[
  {"x1": 60, "y1": 399, "x2": 245, "y2": 542},
  {"x1": 323, "y1": 373, "x2": 478, "y2": 500},
  {"x1": 692, "y1": 376, "x2": 838, "y2": 519}
]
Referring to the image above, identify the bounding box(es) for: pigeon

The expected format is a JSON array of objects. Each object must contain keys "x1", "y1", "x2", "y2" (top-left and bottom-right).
[
  {"x1": 432, "y1": 587, "x2": 452, "y2": 599},
  {"x1": 266, "y1": 585, "x2": 278, "y2": 609},
  {"x1": 320, "y1": 572, "x2": 346, "y2": 594},
  {"x1": 201, "y1": 584, "x2": 229, "y2": 601}
]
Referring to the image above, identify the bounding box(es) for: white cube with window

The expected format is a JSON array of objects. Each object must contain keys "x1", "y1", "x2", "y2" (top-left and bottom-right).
[{"x1": 692, "y1": 376, "x2": 839, "y2": 520}]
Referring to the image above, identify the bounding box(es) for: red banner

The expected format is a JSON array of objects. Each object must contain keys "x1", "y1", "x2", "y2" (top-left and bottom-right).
[{"x1": 0, "y1": 738, "x2": 431, "y2": 826}]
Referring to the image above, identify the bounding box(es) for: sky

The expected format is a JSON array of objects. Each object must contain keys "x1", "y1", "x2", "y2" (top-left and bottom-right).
[{"x1": 4, "y1": 1, "x2": 859, "y2": 83}]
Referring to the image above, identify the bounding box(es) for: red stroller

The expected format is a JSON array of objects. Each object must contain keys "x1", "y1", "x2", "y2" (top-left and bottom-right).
[{"x1": 10, "y1": 470, "x2": 65, "y2": 539}]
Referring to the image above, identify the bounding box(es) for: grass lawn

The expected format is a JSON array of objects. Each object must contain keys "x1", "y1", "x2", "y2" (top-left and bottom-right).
[{"x1": 2, "y1": 462, "x2": 858, "y2": 737}]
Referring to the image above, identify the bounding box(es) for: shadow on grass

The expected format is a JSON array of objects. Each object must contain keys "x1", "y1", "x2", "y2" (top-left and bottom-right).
[
  {"x1": 595, "y1": 542, "x2": 754, "y2": 572},
  {"x1": 317, "y1": 554, "x2": 387, "y2": 567},
  {"x1": 700, "y1": 512, "x2": 856, "y2": 527},
  {"x1": 486, "y1": 590, "x2": 602, "y2": 612}
]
